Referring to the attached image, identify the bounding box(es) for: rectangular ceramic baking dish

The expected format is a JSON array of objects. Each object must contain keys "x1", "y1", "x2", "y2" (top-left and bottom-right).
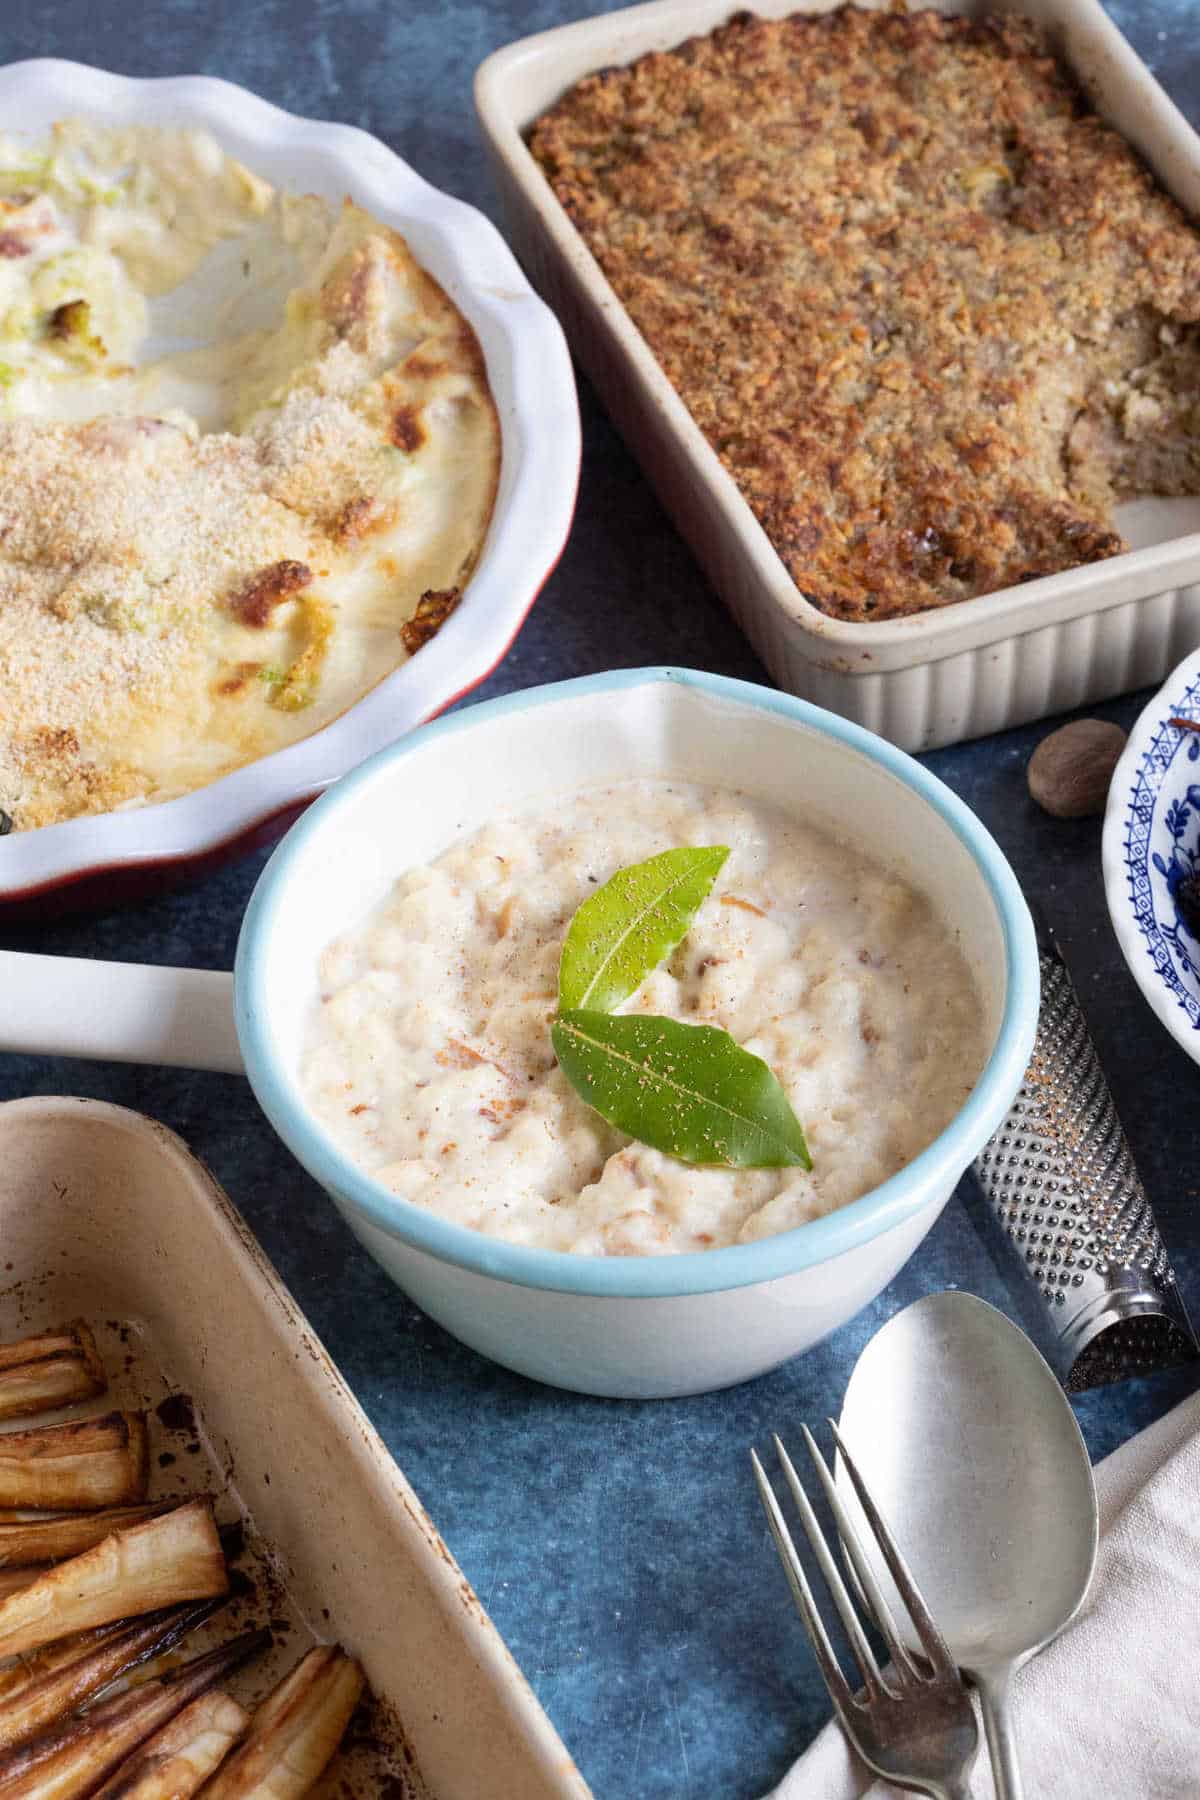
[
  {"x1": 476, "y1": 0, "x2": 1200, "y2": 751},
  {"x1": 0, "y1": 1095, "x2": 590, "y2": 1800}
]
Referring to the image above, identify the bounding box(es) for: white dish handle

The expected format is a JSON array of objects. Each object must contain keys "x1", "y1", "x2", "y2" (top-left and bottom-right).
[{"x1": 0, "y1": 951, "x2": 242, "y2": 1074}]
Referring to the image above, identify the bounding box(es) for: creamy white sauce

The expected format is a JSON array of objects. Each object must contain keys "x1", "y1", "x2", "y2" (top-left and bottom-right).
[
  {"x1": 0, "y1": 122, "x2": 282, "y2": 417},
  {"x1": 0, "y1": 123, "x2": 498, "y2": 829},
  {"x1": 301, "y1": 781, "x2": 987, "y2": 1256}
]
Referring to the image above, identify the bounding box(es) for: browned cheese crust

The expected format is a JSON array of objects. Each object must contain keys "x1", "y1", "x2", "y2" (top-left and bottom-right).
[
  {"x1": 0, "y1": 190, "x2": 499, "y2": 831},
  {"x1": 529, "y1": 6, "x2": 1200, "y2": 620}
]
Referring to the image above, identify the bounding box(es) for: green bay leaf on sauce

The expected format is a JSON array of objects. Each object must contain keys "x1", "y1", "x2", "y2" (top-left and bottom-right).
[
  {"x1": 551, "y1": 1010, "x2": 812, "y2": 1171},
  {"x1": 557, "y1": 845, "x2": 729, "y2": 1014}
]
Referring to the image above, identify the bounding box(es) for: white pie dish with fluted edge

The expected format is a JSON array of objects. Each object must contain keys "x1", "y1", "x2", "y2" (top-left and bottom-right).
[
  {"x1": 0, "y1": 669, "x2": 1039, "y2": 1397},
  {"x1": 0, "y1": 58, "x2": 579, "y2": 910},
  {"x1": 1103, "y1": 647, "x2": 1200, "y2": 1067}
]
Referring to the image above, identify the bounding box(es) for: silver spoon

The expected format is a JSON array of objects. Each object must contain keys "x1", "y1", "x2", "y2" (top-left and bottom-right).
[{"x1": 837, "y1": 1290, "x2": 1098, "y2": 1800}]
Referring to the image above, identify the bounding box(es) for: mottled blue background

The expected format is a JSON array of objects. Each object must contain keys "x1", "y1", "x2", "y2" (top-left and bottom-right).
[{"x1": 1, "y1": 3, "x2": 1198, "y2": 1794}]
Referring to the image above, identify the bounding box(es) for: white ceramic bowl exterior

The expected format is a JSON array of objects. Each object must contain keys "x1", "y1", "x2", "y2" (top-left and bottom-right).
[
  {"x1": 0, "y1": 59, "x2": 579, "y2": 902},
  {"x1": 340, "y1": 1196, "x2": 944, "y2": 1398},
  {"x1": 235, "y1": 670, "x2": 1039, "y2": 1397},
  {"x1": 475, "y1": 0, "x2": 1200, "y2": 752},
  {"x1": 1103, "y1": 647, "x2": 1200, "y2": 1068}
]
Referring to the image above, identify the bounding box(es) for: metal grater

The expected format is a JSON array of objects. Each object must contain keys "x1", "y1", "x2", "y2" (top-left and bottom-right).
[{"x1": 973, "y1": 920, "x2": 1198, "y2": 1391}]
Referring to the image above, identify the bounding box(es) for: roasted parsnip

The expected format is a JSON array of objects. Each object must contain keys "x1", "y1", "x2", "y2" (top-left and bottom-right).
[
  {"x1": 0, "y1": 1499, "x2": 228, "y2": 1660},
  {"x1": 0, "y1": 1412, "x2": 148, "y2": 1511},
  {"x1": 0, "y1": 1567, "x2": 41, "y2": 1600},
  {"x1": 0, "y1": 1600, "x2": 225, "y2": 1755},
  {"x1": 0, "y1": 1325, "x2": 107, "y2": 1423},
  {"x1": 0, "y1": 1503, "x2": 174, "y2": 1569},
  {"x1": 199, "y1": 1646, "x2": 364, "y2": 1799},
  {"x1": 0, "y1": 1628, "x2": 121, "y2": 1706},
  {"x1": 92, "y1": 1690, "x2": 250, "y2": 1799},
  {"x1": 0, "y1": 1630, "x2": 270, "y2": 1800}
]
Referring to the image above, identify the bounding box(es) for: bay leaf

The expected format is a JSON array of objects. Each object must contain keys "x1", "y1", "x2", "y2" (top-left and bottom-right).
[
  {"x1": 552, "y1": 1009, "x2": 812, "y2": 1170},
  {"x1": 557, "y1": 846, "x2": 729, "y2": 1014}
]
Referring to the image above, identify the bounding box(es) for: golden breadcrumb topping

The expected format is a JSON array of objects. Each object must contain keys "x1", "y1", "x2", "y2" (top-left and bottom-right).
[
  {"x1": 530, "y1": 6, "x2": 1200, "y2": 620},
  {"x1": 0, "y1": 126, "x2": 498, "y2": 830}
]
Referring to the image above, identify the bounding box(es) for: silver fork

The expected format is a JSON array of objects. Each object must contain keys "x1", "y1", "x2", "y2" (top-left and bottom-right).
[{"x1": 752, "y1": 1421, "x2": 979, "y2": 1800}]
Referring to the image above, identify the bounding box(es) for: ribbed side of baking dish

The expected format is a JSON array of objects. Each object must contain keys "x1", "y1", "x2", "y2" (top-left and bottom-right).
[{"x1": 745, "y1": 584, "x2": 1200, "y2": 749}]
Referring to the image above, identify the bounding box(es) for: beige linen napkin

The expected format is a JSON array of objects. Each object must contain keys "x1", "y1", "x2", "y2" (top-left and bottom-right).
[{"x1": 768, "y1": 1390, "x2": 1200, "y2": 1799}]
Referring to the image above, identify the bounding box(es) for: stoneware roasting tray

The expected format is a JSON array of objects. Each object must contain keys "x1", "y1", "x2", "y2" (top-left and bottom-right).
[{"x1": 0, "y1": 1095, "x2": 590, "y2": 1800}]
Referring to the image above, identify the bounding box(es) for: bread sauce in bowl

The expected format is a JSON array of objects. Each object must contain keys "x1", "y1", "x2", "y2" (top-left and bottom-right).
[
  {"x1": 0, "y1": 669, "x2": 1036, "y2": 1394},
  {"x1": 232, "y1": 669, "x2": 1037, "y2": 1394},
  {"x1": 302, "y1": 778, "x2": 986, "y2": 1255}
]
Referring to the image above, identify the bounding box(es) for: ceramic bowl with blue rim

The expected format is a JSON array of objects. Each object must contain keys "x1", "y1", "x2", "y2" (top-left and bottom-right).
[
  {"x1": 1104, "y1": 648, "x2": 1200, "y2": 1067},
  {"x1": 234, "y1": 667, "x2": 1039, "y2": 1398}
]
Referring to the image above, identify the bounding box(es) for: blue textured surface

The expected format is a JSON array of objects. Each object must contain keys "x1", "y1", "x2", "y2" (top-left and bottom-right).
[{"x1": 1, "y1": 3, "x2": 1198, "y2": 1795}]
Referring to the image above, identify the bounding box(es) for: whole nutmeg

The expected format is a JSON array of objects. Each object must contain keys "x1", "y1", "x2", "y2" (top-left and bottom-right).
[{"x1": 1027, "y1": 718, "x2": 1127, "y2": 819}]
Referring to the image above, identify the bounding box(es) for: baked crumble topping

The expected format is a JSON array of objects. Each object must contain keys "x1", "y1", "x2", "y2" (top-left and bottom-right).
[{"x1": 530, "y1": 5, "x2": 1200, "y2": 620}]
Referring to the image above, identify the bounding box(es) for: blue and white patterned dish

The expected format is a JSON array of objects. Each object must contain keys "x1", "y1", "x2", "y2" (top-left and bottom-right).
[{"x1": 1103, "y1": 647, "x2": 1200, "y2": 1066}]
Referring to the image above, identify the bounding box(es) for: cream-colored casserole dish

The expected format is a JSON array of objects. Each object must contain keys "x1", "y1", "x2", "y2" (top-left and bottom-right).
[
  {"x1": 476, "y1": 0, "x2": 1200, "y2": 751},
  {"x1": 0, "y1": 1096, "x2": 590, "y2": 1800}
]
